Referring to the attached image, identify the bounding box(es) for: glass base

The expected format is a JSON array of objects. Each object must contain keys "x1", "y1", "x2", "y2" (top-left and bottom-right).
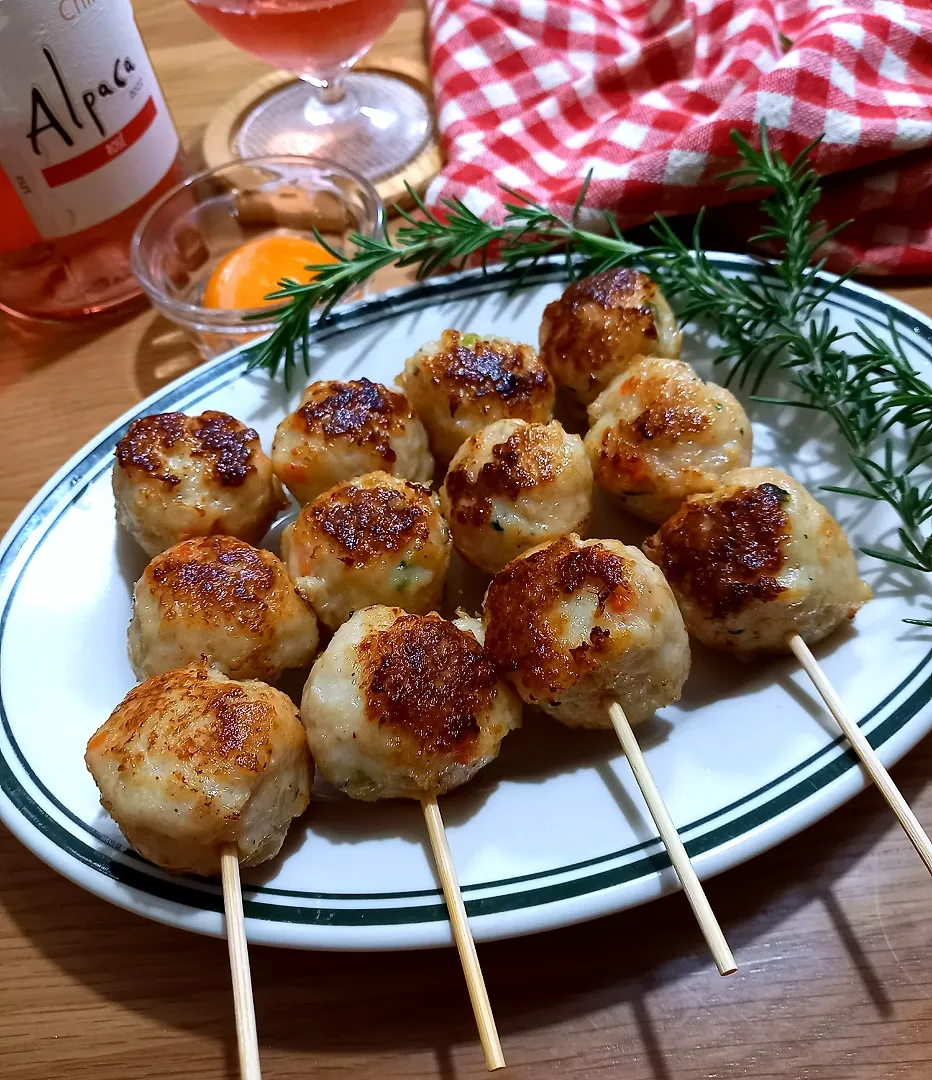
[{"x1": 235, "y1": 71, "x2": 433, "y2": 182}]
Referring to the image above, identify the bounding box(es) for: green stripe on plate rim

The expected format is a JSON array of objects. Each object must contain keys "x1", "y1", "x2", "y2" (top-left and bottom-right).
[{"x1": 1, "y1": 257, "x2": 931, "y2": 927}]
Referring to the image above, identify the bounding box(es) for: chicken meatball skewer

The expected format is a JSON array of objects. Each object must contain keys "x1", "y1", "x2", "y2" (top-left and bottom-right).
[
  {"x1": 130, "y1": 535, "x2": 319, "y2": 681},
  {"x1": 282, "y1": 470, "x2": 452, "y2": 630},
  {"x1": 482, "y1": 534, "x2": 736, "y2": 976},
  {"x1": 541, "y1": 271, "x2": 751, "y2": 524},
  {"x1": 645, "y1": 466, "x2": 932, "y2": 876},
  {"x1": 113, "y1": 410, "x2": 287, "y2": 556},
  {"x1": 440, "y1": 418, "x2": 594, "y2": 574},
  {"x1": 556, "y1": 268, "x2": 931, "y2": 871},
  {"x1": 539, "y1": 268, "x2": 682, "y2": 406},
  {"x1": 86, "y1": 662, "x2": 313, "y2": 1080},
  {"x1": 401, "y1": 330, "x2": 556, "y2": 465},
  {"x1": 127, "y1": 532, "x2": 318, "y2": 1075},
  {"x1": 271, "y1": 378, "x2": 433, "y2": 506},
  {"x1": 584, "y1": 356, "x2": 752, "y2": 523},
  {"x1": 302, "y1": 606, "x2": 521, "y2": 1069}
]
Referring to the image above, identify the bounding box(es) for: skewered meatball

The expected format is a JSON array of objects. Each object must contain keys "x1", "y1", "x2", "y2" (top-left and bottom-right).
[
  {"x1": 128, "y1": 535, "x2": 319, "y2": 682},
  {"x1": 401, "y1": 330, "x2": 556, "y2": 463},
  {"x1": 584, "y1": 356, "x2": 752, "y2": 523},
  {"x1": 642, "y1": 466, "x2": 872, "y2": 656},
  {"x1": 281, "y1": 471, "x2": 452, "y2": 631},
  {"x1": 539, "y1": 269, "x2": 682, "y2": 405},
  {"x1": 482, "y1": 534, "x2": 689, "y2": 727},
  {"x1": 440, "y1": 419, "x2": 594, "y2": 574},
  {"x1": 271, "y1": 378, "x2": 433, "y2": 505},
  {"x1": 113, "y1": 411, "x2": 286, "y2": 557},
  {"x1": 301, "y1": 606, "x2": 521, "y2": 800},
  {"x1": 85, "y1": 660, "x2": 312, "y2": 875}
]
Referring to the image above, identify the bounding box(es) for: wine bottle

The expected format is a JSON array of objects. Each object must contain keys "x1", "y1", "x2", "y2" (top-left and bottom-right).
[{"x1": 0, "y1": 0, "x2": 185, "y2": 321}]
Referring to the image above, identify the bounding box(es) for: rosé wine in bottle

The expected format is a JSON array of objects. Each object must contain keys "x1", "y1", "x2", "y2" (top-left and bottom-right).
[{"x1": 0, "y1": 0, "x2": 184, "y2": 321}]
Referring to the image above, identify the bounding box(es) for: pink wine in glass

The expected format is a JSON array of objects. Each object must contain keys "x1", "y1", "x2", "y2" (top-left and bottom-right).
[
  {"x1": 186, "y1": 0, "x2": 429, "y2": 182},
  {"x1": 187, "y1": 0, "x2": 406, "y2": 76}
]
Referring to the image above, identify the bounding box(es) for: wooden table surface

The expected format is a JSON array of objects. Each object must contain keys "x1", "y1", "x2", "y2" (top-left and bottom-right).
[{"x1": 3, "y1": 3, "x2": 932, "y2": 1079}]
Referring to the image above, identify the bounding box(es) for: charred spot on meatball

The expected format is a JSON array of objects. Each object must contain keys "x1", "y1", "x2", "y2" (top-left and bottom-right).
[
  {"x1": 647, "y1": 484, "x2": 792, "y2": 617},
  {"x1": 189, "y1": 412, "x2": 260, "y2": 487},
  {"x1": 115, "y1": 411, "x2": 260, "y2": 488},
  {"x1": 631, "y1": 400, "x2": 709, "y2": 442},
  {"x1": 296, "y1": 379, "x2": 412, "y2": 460},
  {"x1": 306, "y1": 481, "x2": 434, "y2": 564},
  {"x1": 189, "y1": 684, "x2": 275, "y2": 774},
  {"x1": 359, "y1": 613, "x2": 499, "y2": 753},
  {"x1": 116, "y1": 413, "x2": 188, "y2": 485},
  {"x1": 563, "y1": 268, "x2": 658, "y2": 318},
  {"x1": 444, "y1": 425, "x2": 557, "y2": 527},
  {"x1": 428, "y1": 331, "x2": 554, "y2": 411},
  {"x1": 94, "y1": 662, "x2": 275, "y2": 777},
  {"x1": 591, "y1": 379, "x2": 709, "y2": 491},
  {"x1": 146, "y1": 537, "x2": 279, "y2": 632},
  {"x1": 484, "y1": 536, "x2": 633, "y2": 696},
  {"x1": 760, "y1": 482, "x2": 791, "y2": 504}
]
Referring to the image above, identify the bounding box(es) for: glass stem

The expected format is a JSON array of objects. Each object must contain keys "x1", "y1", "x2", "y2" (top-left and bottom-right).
[
  {"x1": 302, "y1": 71, "x2": 354, "y2": 125},
  {"x1": 312, "y1": 74, "x2": 346, "y2": 106}
]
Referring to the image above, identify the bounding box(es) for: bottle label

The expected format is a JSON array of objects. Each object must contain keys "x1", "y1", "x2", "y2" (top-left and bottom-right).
[{"x1": 0, "y1": 0, "x2": 179, "y2": 246}]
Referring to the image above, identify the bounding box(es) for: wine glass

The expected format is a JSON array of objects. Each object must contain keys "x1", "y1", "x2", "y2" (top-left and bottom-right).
[{"x1": 186, "y1": 0, "x2": 432, "y2": 181}]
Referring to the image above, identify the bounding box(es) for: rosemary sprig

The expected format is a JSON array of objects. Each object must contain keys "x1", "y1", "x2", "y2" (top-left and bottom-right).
[
  {"x1": 247, "y1": 123, "x2": 932, "y2": 620},
  {"x1": 247, "y1": 179, "x2": 639, "y2": 386},
  {"x1": 642, "y1": 124, "x2": 854, "y2": 393}
]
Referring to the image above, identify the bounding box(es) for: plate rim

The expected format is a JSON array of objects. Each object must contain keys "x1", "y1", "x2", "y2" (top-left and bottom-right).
[{"x1": 2, "y1": 254, "x2": 932, "y2": 950}]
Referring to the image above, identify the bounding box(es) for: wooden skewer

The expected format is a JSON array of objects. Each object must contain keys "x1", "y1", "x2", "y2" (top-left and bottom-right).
[
  {"x1": 788, "y1": 633, "x2": 932, "y2": 876},
  {"x1": 608, "y1": 700, "x2": 737, "y2": 976},
  {"x1": 422, "y1": 797, "x2": 506, "y2": 1071},
  {"x1": 220, "y1": 844, "x2": 262, "y2": 1080}
]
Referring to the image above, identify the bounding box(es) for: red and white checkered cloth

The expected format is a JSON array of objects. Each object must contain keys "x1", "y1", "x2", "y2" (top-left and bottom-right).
[{"x1": 425, "y1": 0, "x2": 932, "y2": 274}]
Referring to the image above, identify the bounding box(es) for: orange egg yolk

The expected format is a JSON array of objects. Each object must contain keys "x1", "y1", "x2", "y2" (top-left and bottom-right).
[{"x1": 203, "y1": 232, "x2": 337, "y2": 311}]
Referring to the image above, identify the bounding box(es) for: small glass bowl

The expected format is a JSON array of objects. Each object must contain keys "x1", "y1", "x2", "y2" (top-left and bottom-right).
[{"x1": 131, "y1": 155, "x2": 384, "y2": 358}]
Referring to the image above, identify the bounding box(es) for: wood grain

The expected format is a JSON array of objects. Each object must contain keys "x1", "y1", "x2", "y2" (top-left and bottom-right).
[{"x1": 2, "y1": 3, "x2": 932, "y2": 1078}]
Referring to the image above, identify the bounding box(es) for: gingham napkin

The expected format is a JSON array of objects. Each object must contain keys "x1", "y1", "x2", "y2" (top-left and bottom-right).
[{"x1": 425, "y1": 0, "x2": 932, "y2": 274}]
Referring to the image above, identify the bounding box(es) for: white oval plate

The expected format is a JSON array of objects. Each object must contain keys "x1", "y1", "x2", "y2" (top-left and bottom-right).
[{"x1": 2, "y1": 256, "x2": 931, "y2": 951}]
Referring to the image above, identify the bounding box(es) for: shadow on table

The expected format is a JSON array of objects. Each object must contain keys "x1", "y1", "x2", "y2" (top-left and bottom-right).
[
  {"x1": 3, "y1": 730, "x2": 929, "y2": 1079},
  {"x1": 132, "y1": 312, "x2": 203, "y2": 398},
  {"x1": 0, "y1": 301, "x2": 144, "y2": 393}
]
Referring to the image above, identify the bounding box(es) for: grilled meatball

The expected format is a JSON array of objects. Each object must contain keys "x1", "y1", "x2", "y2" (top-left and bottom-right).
[
  {"x1": 113, "y1": 411, "x2": 286, "y2": 556},
  {"x1": 281, "y1": 471, "x2": 452, "y2": 631},
  {"x1": 85, "y1": 661, "x2": 312, "y2": 875},
  {"x1": 401, "y1": 330, "x2": 556, "y2": 463},
  {"x1": 539, "y1": 269, "x2": 682, "y2": 405},
  {"x1": 584, "y1": 357, "x2": 752, "y2": 523},
  {"x1": 440, "y1": 419, "x2": 593, "y2": 574},
  {"x1": 300, "y1": 606, "x2": 521, "y2": 800},
  {"x1": 271, "y1": 378, "x2": 433, "y2": 506},
  {"x1": 642, "y1": 466, "x2": 873, "y2": 656},
  {"x1": 128, "y1": 535, "x2": 318, "y2": 682},
  {"x1": 482, "y1": 534, "x2": 689, "y2": 727}
]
